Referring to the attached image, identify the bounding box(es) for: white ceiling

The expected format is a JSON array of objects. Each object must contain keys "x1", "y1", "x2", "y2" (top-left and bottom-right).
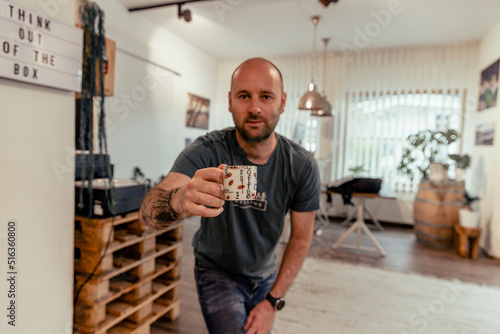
[{"x1": 115, "y1": 0, "x2": 500, "y2": 59}]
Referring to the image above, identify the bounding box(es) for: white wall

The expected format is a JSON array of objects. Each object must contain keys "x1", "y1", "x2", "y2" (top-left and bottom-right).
[
  {"x1": 92, "y1": 0, "x2": 218, "y2": 184},
  {"x1": 476, "y1": 20, "x2": 500, "y2": 258},
  {"x1": 0, "y1": 1, "x2": 76, "y2": 333}
]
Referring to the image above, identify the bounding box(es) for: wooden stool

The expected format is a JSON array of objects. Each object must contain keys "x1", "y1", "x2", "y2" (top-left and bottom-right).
[{"x1": 454, "y1": 225, "x2": 481, "y2": 259}]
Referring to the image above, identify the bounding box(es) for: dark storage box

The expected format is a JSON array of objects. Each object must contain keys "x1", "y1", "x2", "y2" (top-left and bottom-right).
[{"x1": 75, "y1": 179, "x2": 146, "y2": 218}]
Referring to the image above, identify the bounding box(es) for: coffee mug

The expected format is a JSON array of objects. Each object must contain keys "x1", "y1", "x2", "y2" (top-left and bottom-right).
[{"x1": 223, "y1": 165, "x2": 257, "y2": 201}]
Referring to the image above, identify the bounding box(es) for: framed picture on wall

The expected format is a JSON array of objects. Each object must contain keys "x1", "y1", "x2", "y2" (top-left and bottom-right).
[
  {"x1": 186, "y1": 93, "x2": 210, "y2": 129},
  {"x1": 478, "y1": 59, "x2": 499, "y2": 111},
  {"x1": 475, "y1": 123, "x2": 495, "y2": 145}
]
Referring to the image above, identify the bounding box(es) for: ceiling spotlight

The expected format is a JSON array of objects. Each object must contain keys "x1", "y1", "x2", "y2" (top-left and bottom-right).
[{"x1": 178, "y1": 4, "x2": 192, "y2": 22}]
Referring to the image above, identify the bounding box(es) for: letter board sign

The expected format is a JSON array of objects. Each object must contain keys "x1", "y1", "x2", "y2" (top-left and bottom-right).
[{"x1": 0, "y1": 0, "x2": 83, "y2": 92}]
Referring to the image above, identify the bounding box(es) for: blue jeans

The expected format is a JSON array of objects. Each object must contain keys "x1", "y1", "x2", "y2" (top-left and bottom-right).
[{"x1": 194, "y1": 258, "x2": 277, "y2": 334}]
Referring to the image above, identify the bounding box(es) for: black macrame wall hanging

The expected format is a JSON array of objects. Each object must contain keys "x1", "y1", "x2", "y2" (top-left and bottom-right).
[
  {"x1": 77, "y1": 0, "x2": 115, "y2": 217},
  {"x1": 74, "y1": 0, "x2": 117, "y2": 309}
]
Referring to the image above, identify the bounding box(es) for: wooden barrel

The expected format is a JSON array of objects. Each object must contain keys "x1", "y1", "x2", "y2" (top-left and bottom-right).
[{"x1": 413, "y1": 179, "x2": 465, "y2": 249}]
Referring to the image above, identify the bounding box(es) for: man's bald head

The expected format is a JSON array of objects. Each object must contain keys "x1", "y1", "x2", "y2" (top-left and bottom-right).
[{"x1": 230, "y1": 57, "x2": 284, "y2": 94}]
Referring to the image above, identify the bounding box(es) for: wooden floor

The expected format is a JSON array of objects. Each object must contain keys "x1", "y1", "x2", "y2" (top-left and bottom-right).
[{"x1": 151, "y1": 216, "x2": 500, "y2": 334}]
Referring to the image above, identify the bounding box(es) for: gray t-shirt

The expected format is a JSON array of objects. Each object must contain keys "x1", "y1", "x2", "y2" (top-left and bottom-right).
[{"x1": 170, "y1": 128, "x2": 320, "y2": 282}]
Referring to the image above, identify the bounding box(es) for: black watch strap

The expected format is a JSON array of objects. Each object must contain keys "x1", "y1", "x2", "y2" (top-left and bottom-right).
[{"x1": 265, "y1": 292, "x2": 285, "y2": 311}]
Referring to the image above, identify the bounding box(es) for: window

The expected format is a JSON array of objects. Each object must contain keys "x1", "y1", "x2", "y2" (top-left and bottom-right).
[{"x1": 344, "y1": 89, "x2": 464, "y2": 192}]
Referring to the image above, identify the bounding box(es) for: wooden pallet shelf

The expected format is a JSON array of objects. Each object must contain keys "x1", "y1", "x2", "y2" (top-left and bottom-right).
[
  {"x1": 107, "y1": 299, "x2": 181, "y2": 334},
  {"x1": 74, "y1": 212, "x2": 183, "y2": 334},
  {"x1": 75, "y1": 212, "x2": 182, "y2": 253},
  {"x1": 74, "y1": 281, "x2": 180, "y2": 334},
  {"x1": 75, "y1": 233, "x2": 182, "y2": 276},
  {"x1": 75, "y1": 259, "x2": 180, "y2": 305}
]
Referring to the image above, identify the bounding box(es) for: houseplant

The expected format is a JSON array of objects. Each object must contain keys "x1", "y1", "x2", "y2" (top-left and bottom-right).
[
  {"x1": 458, "y1": 191, "x2": 480, "y2": 228},
  {"x1": 397, "y1": 128, "x2": 459, "y2": 182},
  {"x1": 398, "y1": 129, "x2": 464, "y2": 249},
  {"x1": 348, "y1": 164, "x2": 366, "y2": 177},
  {"x1": 448, "y1": 153, "x2": 471, "y2": 182},
  {"x1": 448, "y1": 153, "x2": 471, "y2": 169}
]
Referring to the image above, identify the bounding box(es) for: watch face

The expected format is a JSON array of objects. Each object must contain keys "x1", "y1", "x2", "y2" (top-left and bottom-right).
[{"x1": 276, "y1": 299, "x2": 285, "y2": 310}]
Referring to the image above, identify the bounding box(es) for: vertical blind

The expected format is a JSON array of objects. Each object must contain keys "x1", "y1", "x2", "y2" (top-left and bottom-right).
[{"x1": 340, "y1": 44, "x2": 477, "y2": 191}]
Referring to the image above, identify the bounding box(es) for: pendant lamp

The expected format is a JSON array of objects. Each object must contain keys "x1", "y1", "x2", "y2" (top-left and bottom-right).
[
  {"x1": 312, "y1": 37, "x2": 333, "y2": 116},
  {"x1": 298, "y1": 16, "x2": 329, "y2": 112}
]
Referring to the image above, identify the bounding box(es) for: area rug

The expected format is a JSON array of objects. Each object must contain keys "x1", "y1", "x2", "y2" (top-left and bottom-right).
[{"x1": 273, "y1": 258, "x2": 500, "y2": 334}]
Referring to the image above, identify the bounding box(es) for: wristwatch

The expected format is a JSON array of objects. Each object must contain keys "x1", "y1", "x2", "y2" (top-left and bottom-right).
[{"x1": 265, "y1": 292, "x2": 285, "y2": 311}]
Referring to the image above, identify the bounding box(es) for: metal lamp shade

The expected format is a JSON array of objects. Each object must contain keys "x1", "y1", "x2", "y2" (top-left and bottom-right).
[
  {"x1": 311, "y1": 99, "x2": 333, "y2": 116},
  {"x1": 298, "y1": 82, "x2": 329, "y2": 111}
]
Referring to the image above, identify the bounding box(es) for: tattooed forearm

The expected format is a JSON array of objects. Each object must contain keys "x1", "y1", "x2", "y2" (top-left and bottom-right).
[{"x1": 140, "y1": 187, "x2": 183, "y2": 229}]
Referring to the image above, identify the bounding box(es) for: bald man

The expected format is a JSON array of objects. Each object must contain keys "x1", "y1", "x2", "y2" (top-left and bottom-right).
[{"x1": 140, "y1": 58, "x2": 320, "y2": 334}]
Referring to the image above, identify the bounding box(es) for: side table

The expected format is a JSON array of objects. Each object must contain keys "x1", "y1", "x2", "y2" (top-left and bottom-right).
[{"x1": 455, "y1": 224, "x2": 481, "y2": 259}]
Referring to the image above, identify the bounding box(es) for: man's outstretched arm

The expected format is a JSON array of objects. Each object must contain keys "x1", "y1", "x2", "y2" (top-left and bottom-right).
[{"x1": 139, "y1": 167, "x2": 226, "y2": 229}]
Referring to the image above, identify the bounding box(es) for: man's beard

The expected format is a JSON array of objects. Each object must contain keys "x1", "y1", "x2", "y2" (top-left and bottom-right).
[{"x1": 236, "y1": 116, "x2": 277, "y2": 143}]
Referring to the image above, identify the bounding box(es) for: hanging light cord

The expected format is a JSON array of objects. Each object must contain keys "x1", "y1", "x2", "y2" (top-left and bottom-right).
[
  {"x1": 322, "y1": 38, "x2": 330, "y2": 94},
  {"x1": 310, "y1": 16, "x2": 319, "y2": 85}
]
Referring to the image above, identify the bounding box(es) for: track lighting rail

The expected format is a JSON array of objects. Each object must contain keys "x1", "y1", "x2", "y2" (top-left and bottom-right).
[{"x1": 128, "y1": 0, "x2": 214, "y2": 13}]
